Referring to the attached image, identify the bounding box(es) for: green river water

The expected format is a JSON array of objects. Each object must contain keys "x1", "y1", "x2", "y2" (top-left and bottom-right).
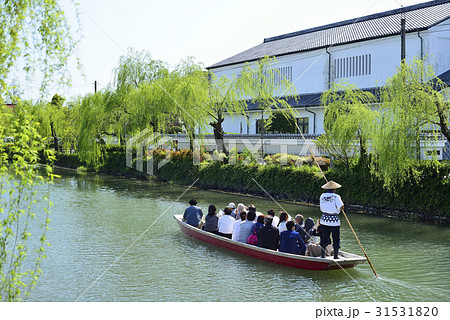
[{"x1": 26, "y1": 168, "x2": 449, "y2": 302}]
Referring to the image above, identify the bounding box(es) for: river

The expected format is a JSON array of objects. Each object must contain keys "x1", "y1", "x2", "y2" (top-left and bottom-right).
[{"x1": 26, "y1": 168, "x2": 449, "y2": 302}]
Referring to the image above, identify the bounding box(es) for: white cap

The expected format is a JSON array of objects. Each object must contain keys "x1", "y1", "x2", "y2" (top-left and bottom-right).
[{"x1": 228, "y1": 202, "x2": 236, "y2": 209}]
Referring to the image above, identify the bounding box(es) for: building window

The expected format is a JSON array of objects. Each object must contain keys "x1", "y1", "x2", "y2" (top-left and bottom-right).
[
  {"x1": 334, "y1": 54, "x2": 372, "y2": 79},
  {"x1": 252, "y1": 66, "x2": 293, "y2": 87},
  {"x1": 297, "y1": 117, "x2": 309, "y2": 135},
  {"x1": 256, "y1": 119, "x2": 265, "y2": 134},
  {"x1": 274, "y1": 66, "x2": 293, "y2": 84}
]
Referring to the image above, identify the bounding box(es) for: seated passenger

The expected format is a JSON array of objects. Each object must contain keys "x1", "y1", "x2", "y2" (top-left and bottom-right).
[
  {"x1": 237, "y1": 210, "x2": 256, "y2": 243},
  {"x1": 257, "y1": 216, "x2": 280, "y2": 251},
  {"x1": 303, "y1": 217, "x2": 316, "y2": 243},
  {"x1": 248, "y1": 204, "x2": 263, "y2": 217},
  {"x1": 250, "y1": 214, "x2": 264, "y2": 234},
  {"x1": 202, "y1": 204, "x2": 219, "y2": 234},
  {"x1": 218, "y1": 207, "x2": 235, "y2": 239},
  {"x1": 277, "y1": 212, "x2": 289, "y2": 233},
  {"x1": 295, "y1": 214, "x2": 314, "y2": 243},
  {"x1": 235, "y1": 203, "x2": 246, "y2": 219},
  {"x1": 305, "y1": 220, "x2": 333, "y2": 257},
  {"x1": 182, "y1": 199, "x2": 203, "y2": 227},
  {"x1": 279, "y1": 221, "x2": 306, "y2": 255},
  {"x1": 294, "y1": 214, "x2": 304, "y2": 232},
  {"x1": 232, "y1": 211, "x2": 246, "y2": 241},
  {"x1": 267, "y1": 209, "x2": 279, "y2": 228},
  {"x1": 228, "y1": 202, "x2": 236, "y2": 218}
]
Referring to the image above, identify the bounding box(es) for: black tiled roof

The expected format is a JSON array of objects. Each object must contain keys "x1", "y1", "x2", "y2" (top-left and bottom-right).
[
  {"x1": 245, "y1": 87, "x2": 382, "y2": 110},
  {"x1": 245, "y1": 72, "x2": 449, "y2": 111},
  {"x1": 208, "y1": 0, "x2": 450, "y2": 69},
  {"x1": 438, "y1": 68, "x2": 450, "y2": 85}
]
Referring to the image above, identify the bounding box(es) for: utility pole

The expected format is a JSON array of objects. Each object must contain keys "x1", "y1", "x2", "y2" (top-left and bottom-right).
[
  {"x1": 94, "y1": 80, "x2": 97, "y2": 93},
  {"x1": 401, "y1": 7, "x2": 406, "y2": 63}
]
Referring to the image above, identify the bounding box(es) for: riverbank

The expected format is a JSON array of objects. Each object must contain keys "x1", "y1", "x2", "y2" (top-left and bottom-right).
[{"x1": 52, "y1": 148, "x2": 450, "y2": 227}]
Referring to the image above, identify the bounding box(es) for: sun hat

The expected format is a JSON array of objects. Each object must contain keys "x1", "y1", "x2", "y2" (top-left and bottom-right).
[
  {"x1": 321, "y1": 180, "x2": 342, "y2": 189},
  {"x1": 228, "y1": 202, "x2": 236, "y2": 209}
]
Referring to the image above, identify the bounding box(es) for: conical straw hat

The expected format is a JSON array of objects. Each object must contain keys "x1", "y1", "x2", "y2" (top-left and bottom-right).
[{"x1": 321, "y1": 180, "x2": 342, "y2": 189}]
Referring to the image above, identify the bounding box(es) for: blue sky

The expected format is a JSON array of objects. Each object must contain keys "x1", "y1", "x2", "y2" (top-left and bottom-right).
[{"x1": 15, "y1": 0, "x2": 427, "y2": 101}]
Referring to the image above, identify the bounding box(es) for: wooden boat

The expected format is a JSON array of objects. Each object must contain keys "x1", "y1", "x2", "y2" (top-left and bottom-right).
[{"x1": 174, "y1": 214, "x2": 366, "y2": 271}]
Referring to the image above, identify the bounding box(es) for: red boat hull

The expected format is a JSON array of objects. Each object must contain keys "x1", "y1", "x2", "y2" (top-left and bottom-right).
[{"x1": 174, "y1": 215, "x2": 366, "y2": 271}]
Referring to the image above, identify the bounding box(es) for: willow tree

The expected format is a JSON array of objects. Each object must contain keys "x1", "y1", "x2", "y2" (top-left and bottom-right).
[
  {"x1": 76, "y1": 92, "x2": 111, "y2": 166},
  {"x1": 206, "y1": 72, "x2": 247, "y2": 154},
  {"x1": 109, "y1": 48, "x2": 169, "y2": 144},
  {"x1": 31, "y1": 94, "x2": 67, "y2": 152},
  {"x1": 0, "y1": 0, "x2": 79, "y2": 100},
  {"x1": 170, "y1": 58, "x2": 209, "y2": 150},
  {"x1": 0, "y1": 0, "x2": 78, "y2": 301},
  {"x1": 370, "y1": 58, "x2": 448, "y2": 189},
  {"x1": 1, "y1": 104, "x2": 56, "y2": 301},
  {"x1": 317, "y1": 82, "x2": 375, "y2": 169},
  {"x1": 239, "y1": 56, "x2": 298, "y2": 157}
]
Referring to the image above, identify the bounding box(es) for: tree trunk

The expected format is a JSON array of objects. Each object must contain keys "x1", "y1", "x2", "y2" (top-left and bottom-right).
[
  {"x1": 210, "y1": 111, "x2": 228, "y2": 155},
  {"x1": 436, "y1": 102, "x2": 450, "y2": 143},
  {"x1": 358, "y1": 131, "x2": 368, "y2": 165},
  {"x1": 50, "y1": 122, "x2": 59, "y2": 151}
]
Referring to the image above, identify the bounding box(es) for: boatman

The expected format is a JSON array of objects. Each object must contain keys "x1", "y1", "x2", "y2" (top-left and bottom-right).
[
  {"x1": 319, "y1": 181, "x2": 344, "y2": 259},
  {"x1": 183, "y1": 199, "x2": 203, "y2": 228}
]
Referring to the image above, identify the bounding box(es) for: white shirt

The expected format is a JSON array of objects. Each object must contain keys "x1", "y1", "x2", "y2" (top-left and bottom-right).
[
  {"x1": 232, "y1": 219, "x2": 242, "y2": 240},
  {"x1": 278, "y1": 221, "x2": 287, "y2": 233},
  {"x1": 218, "y1": 215, "x2": 235, "y2": 234},
  {"x1": 320, "y1": 192, "x2": 344, "y2": 214},
  {"x1": 319, "y1": 192, "x2": 344, "y2": 226},
  {"x1": 271, "y1": 215, "x2": 280, "y2": 228}
]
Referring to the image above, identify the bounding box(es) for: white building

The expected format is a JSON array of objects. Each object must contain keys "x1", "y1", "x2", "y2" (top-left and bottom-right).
[{"x1": 199, "y1": 0, "x2": 450, "y2": 158}]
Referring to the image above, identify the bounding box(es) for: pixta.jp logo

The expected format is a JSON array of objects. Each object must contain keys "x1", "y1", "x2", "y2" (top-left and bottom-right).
[{"x1": 126, "y1": 130, "x2": 201, "y2": 175}]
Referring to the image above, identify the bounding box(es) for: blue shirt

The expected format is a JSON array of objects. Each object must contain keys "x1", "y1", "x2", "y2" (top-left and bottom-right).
[
  {"x1": 250, "y1": 222, "x2": 263, "y2": 234},
  {"x1": 183, "y1": 205, "x2": 203, "y2": 227},
  {"x1": 279, "y1": 230, "x2": 306, "y2": 255}
]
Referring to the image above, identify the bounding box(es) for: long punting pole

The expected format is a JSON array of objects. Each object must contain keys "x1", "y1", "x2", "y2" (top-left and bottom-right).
[{"x1": 294, "y1": 121, "x2": 379, "y2": 278}]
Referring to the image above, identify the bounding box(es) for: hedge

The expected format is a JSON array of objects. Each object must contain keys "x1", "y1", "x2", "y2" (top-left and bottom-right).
[{"x1": 53, "y1": 147, "x2": 450, "y2": 223}]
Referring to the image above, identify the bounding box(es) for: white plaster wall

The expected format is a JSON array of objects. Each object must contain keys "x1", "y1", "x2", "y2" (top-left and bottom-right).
[
  {"x1": 428, "y1": 19, "x2": 450, "y2": 76},
  {"x1": 207, "y1": 20, "x2": 449, "y2": 137}
]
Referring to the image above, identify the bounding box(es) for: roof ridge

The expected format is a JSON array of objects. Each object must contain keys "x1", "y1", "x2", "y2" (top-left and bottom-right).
[{"x1": 264, "y1": 0, "x2": 450, "y2": 43}]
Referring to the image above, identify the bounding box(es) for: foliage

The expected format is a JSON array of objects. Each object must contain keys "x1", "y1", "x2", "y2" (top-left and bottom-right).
[
  {"x1": 206, "y1": 72, "x2": 247, "y2": 154},
  {"x1": 369, "y1": 59, "x2": 446, "y2": 189},
  {"x1": 0, "y1": 104, "x2": 55, "y2": 301},
  {"x1": 264, "y1": 153, "x2": 301, "y2": 166},
  {"x1": 76, "y1": 92, "x2": 108, "y2": 166},
  {"x1": 239, "y1": 56, "x2": 298, "y2": 156},
  {"x1": 318, "y1": 82, "x2": 375, "y2": 169},
  {"x1": 170, "y1": 58, "x2": 209, "y2": 148},
  {"x1": 0, "y1": 0, "x2": 80, "y2": 100},
  {"x1": 266, "y1": 110, "x2": 297, "y2": 134}
]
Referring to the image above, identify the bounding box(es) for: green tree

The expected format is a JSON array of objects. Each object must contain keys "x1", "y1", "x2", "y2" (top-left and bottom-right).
[
  {"x1": 267, "y1": 110, "x2": 297, "y2": 134},
  {"x1": 206, "y1": 72, "x2": 247, "y2": 154},
  {"x1": 370, "y1": 58, "x2": 448, "y2": 189},
  {"x1": 0, "y1": 0, "x2": 79, "y2": 100},
  {"x1": 110, "y1": 48, "x2": 169, "y2": 145},
  {"x1": 76, "y1": 92, "x2": 110, "y2": 166},
  {"x1": 32, "y1": 94, "x2": 66, "y2": 152},
  {"x1": 1, "y1": 104, "x2": 55, "y2": 301},
  {"x1": 0, "y1": 0, "x2": 78, "y2": 301},
  {"x1": 239, "y1": 56, "x2": 298, "y2": 158},
  {"x1": 170, "y1": 58, "x2": 209, "y2": 151},
  {"x1": 317, "y1": 82, "x2": 375, "y2": 169}
]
